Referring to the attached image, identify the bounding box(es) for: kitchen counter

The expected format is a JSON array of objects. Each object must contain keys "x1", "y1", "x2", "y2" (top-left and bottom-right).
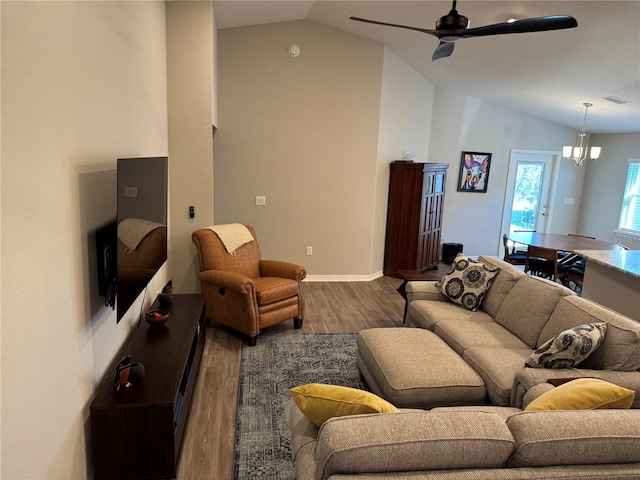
[
  {"x1": 573, "y1": 249, "x2": 640, "y2": 321},
  {"x1": 573, "y1": 249, "x2": 640, "y2": 278}
]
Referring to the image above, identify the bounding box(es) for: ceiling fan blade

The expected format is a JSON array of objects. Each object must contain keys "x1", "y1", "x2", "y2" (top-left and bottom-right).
[
  {"x1": 349, "y1": 16, "x2": 438, "y2": 38},
  {"x1": 432, "y1": 42, "x2": 455, "y2": 61},
  {"x1": 461, "y1": 15, "x2": 577, "y2": 38}
]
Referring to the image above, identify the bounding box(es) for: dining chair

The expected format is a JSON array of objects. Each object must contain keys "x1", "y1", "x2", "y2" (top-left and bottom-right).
[
  {"x1": 565, "y1": 258, "x2": 586, "y2": 294},
  {"x1": 525, "y1": 245, "x2": 570, "y2": 284},
  {"x1": 502, "y1": 234, "x2": 527, "y2": 266}
]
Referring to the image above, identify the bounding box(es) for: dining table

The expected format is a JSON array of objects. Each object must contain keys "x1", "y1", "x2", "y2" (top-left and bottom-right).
[
  {"x1": 505, "y1": 232, "x2": 621, "y2": 265},
  {"x1": 505, "y1": 232, "x2": 639, "y2": 321},
  {"x1": 505, "y1": 232, "x2": 619, "y2": 253}
]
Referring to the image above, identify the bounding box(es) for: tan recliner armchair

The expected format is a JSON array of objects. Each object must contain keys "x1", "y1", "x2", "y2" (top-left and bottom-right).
[{"x1": 192, "y1": 225, "x2": 306, "y2": 346}]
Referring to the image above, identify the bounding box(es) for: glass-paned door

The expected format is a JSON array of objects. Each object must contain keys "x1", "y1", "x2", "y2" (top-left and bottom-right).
[
  {"x1": 501, "y1": 150, "x2": 558, "y2": 243},
  {"x1": 510, "y1": 162, "x2": 545, "y2": 231}
]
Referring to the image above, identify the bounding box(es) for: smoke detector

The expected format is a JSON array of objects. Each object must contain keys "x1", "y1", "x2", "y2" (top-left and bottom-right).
[{"x1": 288, "y1": 45, "x2": 300, "y2": 57}]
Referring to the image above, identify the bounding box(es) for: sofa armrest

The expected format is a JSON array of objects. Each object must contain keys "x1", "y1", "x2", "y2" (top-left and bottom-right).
[
  {"x1": 512, "y1": 368, "x2": 640, "y2": 409},
  {"x1": 314, "y1": 410, "x2": 514, "y2": 480},
  {"x1": 405, "y1": 281, "x2": 448, "y2": 303}
]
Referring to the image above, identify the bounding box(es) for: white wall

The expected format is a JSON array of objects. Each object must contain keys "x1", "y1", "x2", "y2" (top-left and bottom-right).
[
  {"x1": 1, "y1": 2, "x2": 168, "y2": 478},
  {"x1": 373, "y1": 46, "x2": 435, "y2": 273},
  {"x1": 578, "y1": 132, "x2": 640, "y2": 248},
  {"x1": 429, "y1": 90, "x2": 581, "y2": 257}
]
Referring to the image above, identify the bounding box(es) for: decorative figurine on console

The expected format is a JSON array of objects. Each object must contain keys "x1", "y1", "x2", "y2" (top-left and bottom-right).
[
  {"x1": 112, "y1": 354, "x2": 145, "y2": 391},
  {"x1": 158, "y1": 280, "x2": 173, "y2": 306}
]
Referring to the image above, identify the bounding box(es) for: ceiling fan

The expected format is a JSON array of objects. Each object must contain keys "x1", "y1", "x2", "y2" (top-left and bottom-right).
[{"x1": 350, "y1": 1, "x2": 578, "y2": 61}]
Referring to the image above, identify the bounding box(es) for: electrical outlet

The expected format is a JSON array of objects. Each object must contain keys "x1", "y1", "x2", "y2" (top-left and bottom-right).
[
  {"x1": 124, "y1": 187, "x2": 138, "y2": 198},
  {"x1": 306, "y1": 246, "x2": 313, "y2": 256}
]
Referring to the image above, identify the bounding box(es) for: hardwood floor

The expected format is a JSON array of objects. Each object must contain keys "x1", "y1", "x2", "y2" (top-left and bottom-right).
[{"x1": 176, "y1": 273, "x2": 440, "y2": 479}]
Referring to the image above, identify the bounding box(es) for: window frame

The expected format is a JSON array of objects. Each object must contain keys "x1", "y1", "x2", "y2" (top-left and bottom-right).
[{"x1": 616, "y1": 158, "x2": 640, "y2": 239}]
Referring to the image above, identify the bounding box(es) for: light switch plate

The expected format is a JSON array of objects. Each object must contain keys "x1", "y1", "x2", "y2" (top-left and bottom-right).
[{"x1": 255, "y1": 195, "x2": 266, "y2": 206}]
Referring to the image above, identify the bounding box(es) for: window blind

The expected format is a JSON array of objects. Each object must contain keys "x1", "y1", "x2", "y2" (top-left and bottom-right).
[{"x1": 618, "y1": 159, "x2": 640, "y2": 235}]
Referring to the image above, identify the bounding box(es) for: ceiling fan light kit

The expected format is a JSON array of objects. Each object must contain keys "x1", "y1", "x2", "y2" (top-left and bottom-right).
[
  {"x1": 349, "y1": 0, "x2": 577, "y2": 61},
  {"x1": 563, "y1": 103, "x2": 602, "y2": 167}
]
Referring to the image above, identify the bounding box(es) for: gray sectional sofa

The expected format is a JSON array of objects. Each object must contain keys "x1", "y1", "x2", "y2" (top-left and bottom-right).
[
  {"x1": 405, "y1": 255, "x2": 640, "y2": 408},
  {"x1": 287, "y1": 255, "x2": 640, "y2": 479}
]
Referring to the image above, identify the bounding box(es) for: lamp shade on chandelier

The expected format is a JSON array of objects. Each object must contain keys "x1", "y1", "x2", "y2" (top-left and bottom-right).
[{"x1": 563, "y1": 103, "x2": 601, "y2": 167}]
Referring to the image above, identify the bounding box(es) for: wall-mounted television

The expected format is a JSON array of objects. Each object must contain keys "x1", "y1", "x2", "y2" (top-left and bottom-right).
[{"x1": 96, "y1": 156, "x2": 168, "y2": 322}]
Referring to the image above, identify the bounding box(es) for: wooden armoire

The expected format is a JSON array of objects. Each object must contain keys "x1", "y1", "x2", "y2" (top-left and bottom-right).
[{"x1": 383, "y1": 161, "x2": 449, "y2": 277}]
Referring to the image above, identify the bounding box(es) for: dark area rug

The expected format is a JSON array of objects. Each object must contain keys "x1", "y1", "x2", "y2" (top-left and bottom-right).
[{"x1": 232, "y1": 333, "x2": 366, "y2": 480}]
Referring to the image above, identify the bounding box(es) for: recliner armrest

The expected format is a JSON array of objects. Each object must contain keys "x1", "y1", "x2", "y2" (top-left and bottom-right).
[
  {"x1": 260, "y1": 260, "x2": 306, "y2": 281},
  {"x1": 197, "y1": 269, "x2": 253, "y2": 294}
]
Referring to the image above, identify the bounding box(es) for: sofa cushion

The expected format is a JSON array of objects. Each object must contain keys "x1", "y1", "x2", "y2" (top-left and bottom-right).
[
  {"x1": 477, "y1": 256, "x2": 525, "y2": 318},
  {"x1": 432, "y1": 405, "x2": 523, "y2": 422},
  {"x1": 507, "y1": 410, "x2": 640, "y2": 467},
  {"x1": 540, "y1": 296, "x2": 640, "y2": 371},
  {"x1": 435, "y1": 320, "x2": 529, "y2": 356},
  {"x1": 494, "y1": 275, "x2": 574, "y2": 348},
  {"x1": 407, "y1": 299, "x2": 493, "y2": 331},
  {"x1": 315, "y1": 411, "x2": 514, "y2": 479},
  {"x1": 524, "y1": 378, "x2": 635, "y2": 411},
  {"x1": 525, "y1": 323, "x2": 607, "y2": 369},
  {"x1": 436, "y1": 253, "x2": 500, "y2": 311},
  {"x1": 463, "y1": 347, "x2": 533, "y2": 406},
  {"x1": 289, "y1": 384, "x2": 399, "y2": 427},
  {"x1": 356, "y1": 328, "x2": 486, "y2": 409}
]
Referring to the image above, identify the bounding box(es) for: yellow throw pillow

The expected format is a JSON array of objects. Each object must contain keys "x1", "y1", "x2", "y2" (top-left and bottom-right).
[
  {"x1": 525, "y1": 378, "x2": 635, "y2": 411},
  {"x1": 290, "y1": 383, "x2": 400, "y2": 427}
]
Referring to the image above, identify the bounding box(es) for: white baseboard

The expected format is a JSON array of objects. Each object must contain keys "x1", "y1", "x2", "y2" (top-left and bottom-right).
[{"x1": 303, "y1": 271, "x2": 384, "y2": 282}]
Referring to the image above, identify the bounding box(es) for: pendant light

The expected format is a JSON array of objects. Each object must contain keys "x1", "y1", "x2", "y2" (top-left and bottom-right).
[{"x1": 563, "y1": 103, "x2": 601, "y2": 167}]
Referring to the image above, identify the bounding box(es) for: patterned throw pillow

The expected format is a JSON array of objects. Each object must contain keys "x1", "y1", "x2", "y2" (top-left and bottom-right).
[
  {"x1": 437, "y1": 253, "x2": 501, "y2": 311},
  {"x1": 525, "y1": 323, "x2": 607, "y2": 369}
]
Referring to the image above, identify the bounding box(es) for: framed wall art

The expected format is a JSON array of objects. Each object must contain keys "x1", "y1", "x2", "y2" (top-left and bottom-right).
[{"x1": 457, "y1": 151, "x2": 492, "y2": 193}]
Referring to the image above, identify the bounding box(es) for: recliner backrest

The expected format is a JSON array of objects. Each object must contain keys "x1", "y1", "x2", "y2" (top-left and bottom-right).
[{"x1": 192, "y1": 225, "x2": 262, "y2": 279}]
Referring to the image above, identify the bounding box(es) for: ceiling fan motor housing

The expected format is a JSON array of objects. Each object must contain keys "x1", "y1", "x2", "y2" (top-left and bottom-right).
[{"x1": 436, "y1": 10, "x2": 469, "y2": 31}]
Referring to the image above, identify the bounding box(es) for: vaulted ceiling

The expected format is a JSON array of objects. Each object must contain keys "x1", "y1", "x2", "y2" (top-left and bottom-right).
[{"x1": 213, "y1": 1, "x2": 640, "y2": 134}]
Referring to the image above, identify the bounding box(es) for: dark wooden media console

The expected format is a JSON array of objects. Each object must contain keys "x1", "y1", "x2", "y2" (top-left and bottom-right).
[{"x1": 90, "y1": 294, "x2": 206, "y2": 479}]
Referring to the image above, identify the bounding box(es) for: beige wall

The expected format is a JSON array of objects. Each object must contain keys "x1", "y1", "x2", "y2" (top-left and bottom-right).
[
  {"x1": 167, "y1": 1, "x2": 217, "y2": 294},
  {"x1": 578, "y1": 132, "x2": 640, "y2": 248},
  {"x1": 1, "y1": 2, "x2": 168, "y2": 478},
  {"x1": 215, "y1": 20, "x2": 384, "y2": 276}
]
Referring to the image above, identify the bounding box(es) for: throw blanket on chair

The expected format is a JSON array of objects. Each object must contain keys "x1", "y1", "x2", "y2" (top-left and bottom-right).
[
  {"x1": 208, "y1": 223, "x2": 254, "y2": 254},
  {"x1": 118, "y1": 218, "x2": 165, "y2": 251}
]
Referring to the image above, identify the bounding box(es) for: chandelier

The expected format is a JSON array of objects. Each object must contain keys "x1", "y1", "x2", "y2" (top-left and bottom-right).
[{"x1": 563, "y1": 102, "x2": 601, "y2": 167}]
